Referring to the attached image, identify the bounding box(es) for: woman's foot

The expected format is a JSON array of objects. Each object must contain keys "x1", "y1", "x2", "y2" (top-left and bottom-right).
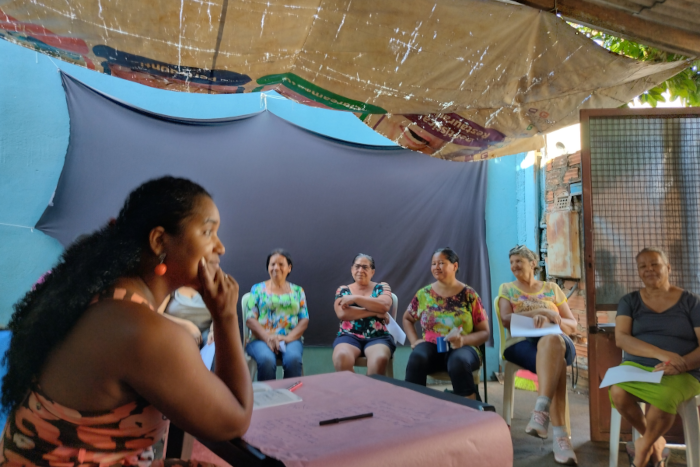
[
  {"x1": 553, "y1": 436, "x2": 577, "y2": 465},
  {"x1": 626, "y1": 439, "x2": 669, "y2": 467},
  {"x1": 525, "y1": 410, "x2": 550, "y2": 438},
  {"x1": 650, "y1": 436, "x2": 668, "y2": 466},
  {"x1": 632, "y1": 436, "x2": 656, "y2": 467}
]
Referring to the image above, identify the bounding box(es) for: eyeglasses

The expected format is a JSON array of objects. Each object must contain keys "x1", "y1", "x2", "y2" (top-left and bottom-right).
[{"x1": 352, "y1": 264, "x2": 371, "y2": 271}]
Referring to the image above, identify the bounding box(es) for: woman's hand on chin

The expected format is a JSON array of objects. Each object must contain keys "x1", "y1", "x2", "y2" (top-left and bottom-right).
[{"x1": 198, "y1": 257, "x2": 239, "y2": 321}]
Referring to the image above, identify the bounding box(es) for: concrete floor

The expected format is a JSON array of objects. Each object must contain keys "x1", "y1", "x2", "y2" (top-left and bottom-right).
[{"x1": 427, "y1": 380, "x2": 688, "y2": 467}]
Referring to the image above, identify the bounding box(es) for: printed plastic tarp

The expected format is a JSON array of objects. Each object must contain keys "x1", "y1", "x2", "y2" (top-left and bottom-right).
[{"x1": 0, "y1": 0, "x2": 689, "y2": 161}]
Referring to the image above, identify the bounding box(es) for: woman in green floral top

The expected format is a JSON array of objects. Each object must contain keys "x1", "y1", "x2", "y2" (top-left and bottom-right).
[
  {"x1": 332, "y1": 254, "x2": 395, "y2": 376},
  {"x1": 245, "y1": 249, "x2": 309, "y2": 381},
  {"x1": 403, "y1": 248, "x2": 489, "y2": 399}
]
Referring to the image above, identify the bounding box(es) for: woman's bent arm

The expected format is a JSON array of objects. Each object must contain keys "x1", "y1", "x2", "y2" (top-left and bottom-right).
[
  {"x1": 615, "y1": 315, "x2": 684, "y2": 368},
  {"x1": 403, "y1": 311, "x2": 421, "y2": 345},
  {"x1": 125, "y1": 312, "x2": 253, "y2": 440},
  {"x1": 347, "y1": 294, "x2": 391, "y2": 313},
  {"x1": 460, "y1": 320, "x2": 489, "y2": 347},
  {"x1": 283, "y1": 318, "x2": 308, "y2": 342}
]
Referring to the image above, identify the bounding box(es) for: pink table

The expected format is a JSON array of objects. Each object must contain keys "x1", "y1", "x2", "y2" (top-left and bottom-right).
[{"x1": 242, "y1": 372, "x2": 512, "y2": 467}]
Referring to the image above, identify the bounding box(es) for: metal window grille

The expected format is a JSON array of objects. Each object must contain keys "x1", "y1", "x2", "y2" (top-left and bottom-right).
[{"x1": 588, "y1": 114, "x2": 700, "y2": 305}]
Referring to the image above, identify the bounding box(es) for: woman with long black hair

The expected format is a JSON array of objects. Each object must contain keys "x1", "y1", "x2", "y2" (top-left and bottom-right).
[{"x1": 1, "y1": 176, "x2": 253, "y2": 467}]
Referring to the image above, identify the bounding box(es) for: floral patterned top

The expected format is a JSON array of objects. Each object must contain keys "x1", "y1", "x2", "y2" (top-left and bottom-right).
[
  {"x1": 406, "y1": 285, "x2": 487, "y2": 349},
  {"x1": 498, "y1": 281, "x2": 568, "y2": 349},
  {"x1": 336, "y1": 282, "x2": 392, "y2": 339},
  {"x1": 245, "y1": 282, "x2": 309, "y2": 342}
]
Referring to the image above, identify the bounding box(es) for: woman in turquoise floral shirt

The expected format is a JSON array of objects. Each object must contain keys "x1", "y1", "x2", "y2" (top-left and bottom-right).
[
  {"x1": 245, "y1": 249, "x2": 309, "y2": 381},
  {"x1": 332, "y1": 254, "x2": 395, "y2": 376}
]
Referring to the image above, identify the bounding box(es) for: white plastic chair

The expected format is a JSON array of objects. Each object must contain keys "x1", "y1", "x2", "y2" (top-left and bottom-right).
[
  {"x1": 241, "y1": 292, "x2": 302, "y2": 380},
  {"x1": 496, "y1": 297, "x2": 571, "y2": 435},
  {"x1": 353, "y1": 293, "x2": 398, "y2": 378},
  {"x1": 609, "y1": 395, "x2": 700, "y2": 467}
]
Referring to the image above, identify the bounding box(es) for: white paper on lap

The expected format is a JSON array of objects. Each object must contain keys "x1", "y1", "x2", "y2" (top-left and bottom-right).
[
  {"x1": 386, "y1": 315, "x2": 407, "y2": 345},
  {"x1": 599, "y1": 365, "x2": 663, "y2": 388},
  {"x1": 509, "y1": 314, "x2": 563, "y2": 338},
  {"x1": 200, "y1": 342, "x2": 215, "y2": 370}
]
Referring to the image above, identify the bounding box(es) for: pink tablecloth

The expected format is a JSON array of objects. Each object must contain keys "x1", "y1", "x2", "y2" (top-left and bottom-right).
[{"x1": 243, "y1": 372, "x2": 512, "y2": 467}]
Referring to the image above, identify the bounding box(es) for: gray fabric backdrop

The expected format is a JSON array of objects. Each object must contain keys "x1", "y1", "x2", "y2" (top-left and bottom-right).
[{"x1": 37, "y1": 73, "x2": 492, "y2": 346}]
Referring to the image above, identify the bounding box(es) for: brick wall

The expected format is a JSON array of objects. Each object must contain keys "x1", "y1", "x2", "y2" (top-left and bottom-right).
[{"x1": 544, "y1": 151, "x2": 588, "y2": 392}]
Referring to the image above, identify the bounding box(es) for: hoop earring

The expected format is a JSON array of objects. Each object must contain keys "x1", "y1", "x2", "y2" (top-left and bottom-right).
[{"x1": 155, "y1": 253, "x2": 167, "y2": 276}]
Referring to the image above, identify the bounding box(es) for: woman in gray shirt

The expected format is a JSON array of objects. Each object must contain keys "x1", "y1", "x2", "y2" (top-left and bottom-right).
[{"x1": 611, "y1": 248, "x2": 700, "y2": 467}]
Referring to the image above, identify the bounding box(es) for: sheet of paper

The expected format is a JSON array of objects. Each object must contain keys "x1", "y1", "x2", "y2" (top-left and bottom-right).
[
  {"x1": 599, "y1": 365, "x2": 664, "y2": 388},
  {"x1": 200, "y1": 342, "x2": 215, "y2": 370},
  {"x1": 386, "y1": 315, "x2": 406, "y2": 345},
  {"x1": 253, "y1": 382, "x2": 273, "y2": 393},
  {"x1": 509, "y1": 314, "x2": 563, "y2": 338},
  {"x1": 253, "y1": 389, "x2": 302, "y2": 410},
  {"x1": 279, "y1": 340, "x2": 286, "y2": 353}
]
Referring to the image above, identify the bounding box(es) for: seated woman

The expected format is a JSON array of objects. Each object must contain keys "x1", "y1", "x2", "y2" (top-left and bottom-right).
[
  {"x1": 1, "y1": 177, "x2": 253, "y2": 467},
  {"x1": 610, "y1": 247, "x2": 700, "y2": 467},
  {"x1": 498, "y1": 245, "x2": 578, "y2": 465},
  {"x1": 332, "y1": 254, "x2": 395, "y2": 376},
  {"x1": 245, "y1": 249, "x2": 309, "y2": 381},
  {"x1": 161, "y1": 286, "x2": 212, "y2": 347},
  {"x1": 403, "y1": 247, "x2": 489, "y2": 400}
]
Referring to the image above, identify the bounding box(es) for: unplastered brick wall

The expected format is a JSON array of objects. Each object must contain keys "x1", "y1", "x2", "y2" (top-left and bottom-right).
[
  {"x1": 545, "y1": 151, "x2": 580, "y2": 205},
  {"x1": 544, "y1": 151, "x2": 588, "y2": 392}
]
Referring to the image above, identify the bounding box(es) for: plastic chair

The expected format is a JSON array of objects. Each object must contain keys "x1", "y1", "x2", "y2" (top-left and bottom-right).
[
  {"x1": 495, "y1": 297, "x2": 571, "y2": 435},
  {"x1": 241, "y1": 292, "x2": 302, "y2": 380},
  {"x1": 427, "y1": 342, "x2": 487, "y2": 403},
  {"x1": 609, "y1": 394, "x2": 700, "y2": 467},
  {"x1": 353, "y1": 293, "x2": 398, "y2": 378}
]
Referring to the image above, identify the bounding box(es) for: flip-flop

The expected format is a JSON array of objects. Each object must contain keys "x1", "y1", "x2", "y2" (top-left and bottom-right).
[{"x1": 625, "y1": 441, "x2": 670, "y2": 467}]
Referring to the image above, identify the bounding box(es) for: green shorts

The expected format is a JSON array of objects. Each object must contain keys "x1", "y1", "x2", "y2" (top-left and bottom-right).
[{"x1": 609, "y1": 361, "x2": 700, "y2": 415}]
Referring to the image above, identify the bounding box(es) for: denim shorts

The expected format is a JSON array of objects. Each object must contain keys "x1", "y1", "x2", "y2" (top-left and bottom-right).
[
  {"x1": 503, "y1": 334, "x2": 576, "y2": 374},
  {"x1": 333, "y1": 333, "x2": 396, "y2": 356}
]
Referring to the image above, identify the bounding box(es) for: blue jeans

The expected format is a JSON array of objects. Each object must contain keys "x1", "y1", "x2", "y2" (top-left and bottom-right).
[{"x1": 246, "y1": 339, "x2": 303, "y2": 381}]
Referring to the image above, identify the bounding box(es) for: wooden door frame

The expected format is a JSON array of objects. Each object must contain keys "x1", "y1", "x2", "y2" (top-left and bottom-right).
[{"x1": 580, "y1": 107, "x2": 700, "y2": 441}]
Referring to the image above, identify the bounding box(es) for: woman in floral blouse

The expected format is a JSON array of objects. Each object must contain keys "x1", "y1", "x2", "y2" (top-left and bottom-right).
[
  {"x1": 245, "y1": 249, "x2": 309, "y2": 381},
  {"x1": 332, "y1": 254, "x2": 395, "y2": 376},
  {"x1": 403, "y1": 248, "x2": 489, "y2": 399},
  {"x1": 498, "y1": 245, "x2": 578, "y2": 465}
]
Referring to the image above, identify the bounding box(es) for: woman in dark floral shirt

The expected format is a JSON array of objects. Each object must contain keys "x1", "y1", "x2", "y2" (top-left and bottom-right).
[{"x1": 332, "y1": 254, "x2": 395, "y2": 376}]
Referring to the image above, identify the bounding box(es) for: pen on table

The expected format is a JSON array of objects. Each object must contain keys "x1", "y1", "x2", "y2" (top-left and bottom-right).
[
  {"x1": 286, "y1": 381, "x2": 302, "y2": 392},
  {"x1": 319, "y1": 412, "x2": 373, "y2": 426}
]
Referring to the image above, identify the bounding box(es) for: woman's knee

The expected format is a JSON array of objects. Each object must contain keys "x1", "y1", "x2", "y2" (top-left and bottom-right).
[
  {"x1": 369, "y1": 352, "x2": 390, "y2": 368},
  {"x1": 447, "y1": 352, "x2": 477, "y2": 374},
  {"x1": 537, "y1": 334, "x2": 566, "y2": 355},
  {"x1": 407, "y1": 350, "x2": 429, "y2": 369},
  {"x1": 610, "y1": 385, "x2": 632, "y2": 406},
  {"x1": 332, "y1": 348, "x2": 356, "y2": 368},
  {"x1": 255, "y1": 352, "x2": 277, "y2": 370}
]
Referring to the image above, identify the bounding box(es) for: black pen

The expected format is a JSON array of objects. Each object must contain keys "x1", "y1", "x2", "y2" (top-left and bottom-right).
[{"x1": 319, "y1": 412, "x2": 373, "y2": 426}]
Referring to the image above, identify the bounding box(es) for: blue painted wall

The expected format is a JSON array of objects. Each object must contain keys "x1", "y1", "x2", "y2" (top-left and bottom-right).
[{"x1": 0, "y1": 39, "x2": 533, "y2": 380}]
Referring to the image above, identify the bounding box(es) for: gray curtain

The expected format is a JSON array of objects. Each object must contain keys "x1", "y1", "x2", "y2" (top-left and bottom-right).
[{"x1": 37, "y1": 73, "x2": 492, "y2": 346}]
